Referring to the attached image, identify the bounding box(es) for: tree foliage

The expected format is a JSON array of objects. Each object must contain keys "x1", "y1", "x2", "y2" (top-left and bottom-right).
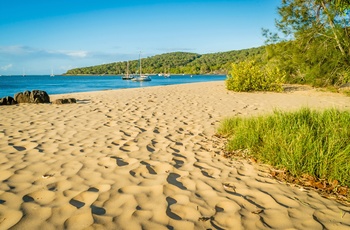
[
  {"x1": 264, "y1": 0, "x2": 350, "y2": 87},
  {"x1": 65, "y1": 47, "x2": 265, "y2": 75}
]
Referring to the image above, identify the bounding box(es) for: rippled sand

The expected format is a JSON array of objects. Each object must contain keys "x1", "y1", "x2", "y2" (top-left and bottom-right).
[{"x1": 0, "y1": 81, "x2": 350, "y2": 229}]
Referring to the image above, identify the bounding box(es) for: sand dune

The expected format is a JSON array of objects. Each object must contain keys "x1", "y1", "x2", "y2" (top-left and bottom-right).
[{"x1": 0, "y1": 81, "x2": 350, "y2": 229}]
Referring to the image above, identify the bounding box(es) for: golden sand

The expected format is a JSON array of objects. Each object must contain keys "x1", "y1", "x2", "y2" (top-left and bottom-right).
[{"x1": 1, "y1": 81, "x2": 350, "y2": 229}]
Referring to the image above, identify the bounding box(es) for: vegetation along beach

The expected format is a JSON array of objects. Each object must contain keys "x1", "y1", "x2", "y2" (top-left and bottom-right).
[{"x1": 1, "y1": 0, "x2": 350, "y2": 229}]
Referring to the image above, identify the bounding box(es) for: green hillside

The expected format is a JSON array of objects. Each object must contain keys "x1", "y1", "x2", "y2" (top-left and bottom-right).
[{"x1": 65, "y1": 47, "x2": 265, "y2": 75}]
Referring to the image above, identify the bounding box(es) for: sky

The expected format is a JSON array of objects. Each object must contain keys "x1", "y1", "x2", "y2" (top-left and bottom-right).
[{"x1": 0, "y1": 0, "x2": 281, "y2": 75}]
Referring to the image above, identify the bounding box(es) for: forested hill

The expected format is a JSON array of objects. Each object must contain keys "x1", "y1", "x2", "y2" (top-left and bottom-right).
[{"x1": 65, "y1": 46, "x2": 265, "y2": 75}]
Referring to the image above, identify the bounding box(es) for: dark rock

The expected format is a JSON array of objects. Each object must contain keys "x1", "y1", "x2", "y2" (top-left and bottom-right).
[
  {"x1": 30, "y1": 90, "x2": 50, "y2": 103},
  {"x1": 6, "y1": 96, "x2": 17, "y2": 105},
  {"x1": 14, "y1": 90, "x2": 31, "y2": 103},
  {"x1": 0, "y1": 98, "x2": 5, "y2": 105},
  {"x1": 52, "y1": 98, "x2": 77, "y2": 104},
  {"x1": 0, "y1": 96, "x2": 17, "y2": 106},
  {"x1": 14, "y1": 90, "x2": 50, "y2": 104}
]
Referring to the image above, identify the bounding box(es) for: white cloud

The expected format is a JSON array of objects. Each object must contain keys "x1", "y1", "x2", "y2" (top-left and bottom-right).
[
  {"x1": 0, "y1": 45, "x2": 127, "y2": 74},
  {"x1": 0, "y1": 45, "x2": 90, "y2": 59},
  {"x1": 63, "y1": 50, "x2": 89, "y2": 58},
  {"x1": 0, "y1": 64, "x2": 13, "y2": 70}
]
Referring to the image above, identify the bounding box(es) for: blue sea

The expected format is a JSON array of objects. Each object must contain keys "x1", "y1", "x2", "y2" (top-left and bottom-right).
[{"x1": 0, "y1": 74, "x2": 226, "y2": 98}]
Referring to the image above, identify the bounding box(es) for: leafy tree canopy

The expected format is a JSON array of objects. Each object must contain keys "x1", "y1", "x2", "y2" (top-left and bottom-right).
[
  {"x1": 65, "y1": 47, "x2": 265, "y2": 75},
  {"x1": 263, "y1": 0, "x2": 350, "y2": 87}
]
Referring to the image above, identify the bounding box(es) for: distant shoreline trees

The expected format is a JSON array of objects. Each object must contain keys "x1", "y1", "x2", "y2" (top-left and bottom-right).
[{"x1": 65, "y1": 48, "x2": 265, "y2": 75}]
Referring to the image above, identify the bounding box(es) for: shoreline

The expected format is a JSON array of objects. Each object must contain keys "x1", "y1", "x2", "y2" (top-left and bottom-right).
[
  {"x1": 0, "y1": 75, "x2": 226, "y2": 99},
  {"x1": 1, "y1": 81, "x2": 350, "y2": 229}
]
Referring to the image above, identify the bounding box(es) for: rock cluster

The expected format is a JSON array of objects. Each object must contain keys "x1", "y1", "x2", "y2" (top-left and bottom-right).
[
  {"x1": 1, "y1": 90, "x2": 50, "y2": 106},
  {"x1": 14, "y1": 90, "x2": 50, "y2": 103},
  {"x1": 52, "y1": 98, "x2": 77, "y2": 104},
  {"x1": 0, "y1": 90, "x2": 77, "y2": 106},
  {"x1": 0, "y1": 96, "x2": 17, "y2": 105}
]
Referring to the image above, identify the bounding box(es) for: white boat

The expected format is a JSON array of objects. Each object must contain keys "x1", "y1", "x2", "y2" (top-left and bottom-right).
[
  {"x1": 164, "y1": 66, "x2": 171, "y2": 78},
  {"x1": 132, "y1": 52, "x2": 151, "y2": 82},
  {"x1": 50, "y1": 68, "x2": 54, "y2": 77},
  {"x1": 122, "y1": 61, "x2": 133, "y2": 80},
  {"x1": 132, "y1": 74, "x2": 151, "y2": 82}
]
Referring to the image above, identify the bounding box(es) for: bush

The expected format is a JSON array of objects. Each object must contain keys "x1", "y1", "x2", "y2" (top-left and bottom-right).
[
  {"x1": 226, "y1": 60, "x2": 285, "y2": 92},
  {"x1": 217, "y1": 108, "x2": 350, "y2": 188}
]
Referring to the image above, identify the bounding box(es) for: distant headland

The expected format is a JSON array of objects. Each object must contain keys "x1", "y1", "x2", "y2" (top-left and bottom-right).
[{"x1": 65, "y1": 47, "x2": 264, "y2": 76}]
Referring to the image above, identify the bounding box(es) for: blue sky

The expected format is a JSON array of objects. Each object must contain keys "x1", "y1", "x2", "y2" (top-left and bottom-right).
[{"x1": 0, "y1": 0, "x2": 281, "y2": 75}]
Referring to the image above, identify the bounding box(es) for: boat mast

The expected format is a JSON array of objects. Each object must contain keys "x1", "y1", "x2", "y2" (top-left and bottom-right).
[
  {"x1": 127, "y1": 61, "x2": 129, "y2": 77},
  {"x1": 139, "y1": 52, "x2": 142, "y2": 76}
]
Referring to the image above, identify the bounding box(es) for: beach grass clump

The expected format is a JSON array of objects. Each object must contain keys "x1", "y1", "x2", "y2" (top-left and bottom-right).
[
  {"x1": 217, "y1": 108, "x2": 350, "y2": 187},
  {"x1": 226, "y1": 60, "x2": 285, "y2": 92}
]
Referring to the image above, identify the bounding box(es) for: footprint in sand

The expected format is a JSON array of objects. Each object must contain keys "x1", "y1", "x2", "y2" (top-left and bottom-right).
[
  {"x1": 140, "y1": 161, "x2": 157, "y2": 175},
  {"x1": 68, "y1": 187, "x2": 106, "y2": 215},
  {"x1": 91, "y1": 205, "x2": 106, "y2": 215},
  {"x1": 129, "y1": 161, "x2": 160, "y2": 178},
  {"x1": 119, "y1": 141, "x2": 139, "y2": 152},
  {"x1": 9, "y1": 141, "x2": 38, "y2": 152},
  {"x1": 172, "y1": 157, "x2": 184, "y2": 169},
  {"x1": 69, "y1": 188, "x2": 99, "y2": 208},
  {"x1": 23, "y1": 190, "x2": 56, "y2": 205},
  {"x1": 166, "y1": 197, "x2": 182, "y2": 220},
  {"x1": 146, "y1": 144, "x2": 155, "y2": 153},
  {"x1": 110, "y1": 156, "x2": 129, "y2": 167},
  {"x1": 194, "y1": 162, "x2": 221, "y2": 178},
  {"x1": 96, "y1": 156, "x2": 117, "y2": 169},
  {"x1": 222, "y1": 182, "x2": 236, "y2": 193},
  {"x1": 167, "y1": 173, "x2": 187, "y2": 190}
]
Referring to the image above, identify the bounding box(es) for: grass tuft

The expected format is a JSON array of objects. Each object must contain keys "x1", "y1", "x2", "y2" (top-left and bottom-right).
[{"x1": 217, "y1": 108, "x2": 350, "y2": 188}]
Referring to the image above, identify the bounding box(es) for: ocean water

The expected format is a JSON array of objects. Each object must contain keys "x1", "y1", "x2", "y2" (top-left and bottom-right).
[{"x1": 0, "y1": 74, "x2": 226, "y2": 98}]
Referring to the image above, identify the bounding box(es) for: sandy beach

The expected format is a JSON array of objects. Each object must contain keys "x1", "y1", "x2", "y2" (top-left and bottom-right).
[{"x1": 1, "y1": 81, "x2": 350, "y2": 229}]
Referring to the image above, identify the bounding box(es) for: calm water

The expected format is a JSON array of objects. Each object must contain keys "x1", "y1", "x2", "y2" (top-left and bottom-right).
[{"x1": 0, "y1": 74, "x2": 226, "y2": 98}]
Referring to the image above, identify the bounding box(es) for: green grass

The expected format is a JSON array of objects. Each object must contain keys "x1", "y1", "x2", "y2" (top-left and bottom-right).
[{"x1": 217, "y1": 108, "x2": 350, "y2": 187}]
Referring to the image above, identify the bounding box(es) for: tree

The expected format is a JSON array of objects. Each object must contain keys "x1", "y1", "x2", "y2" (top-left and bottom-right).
[
  {"x1": 277, "y1": 0, "x2": 350, "y2": 60},
  {"x1": 65, "y1": 48, "x2": 266, "y2": 75},
  {"x1": 265, "y1": 0, "x2": 350, "y2": 86}
]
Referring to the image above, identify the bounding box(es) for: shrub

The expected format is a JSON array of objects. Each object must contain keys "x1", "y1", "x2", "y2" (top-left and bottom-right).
[
  {"x1": 217, "y1": 108, "x2": 350, "y2": 187},
  {"x1": 226, "y1": 60, "x2": 285, "y2": 92}
]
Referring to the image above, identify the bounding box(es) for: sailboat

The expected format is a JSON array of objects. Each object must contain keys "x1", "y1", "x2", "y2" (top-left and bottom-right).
[
  {"x1": 50, "y1": 68, "x2": 55, "y2": 77},
  {"x1": 132, "y1": 52, "x2": 151, "y2": 82},
  {"x1": 122, "y1": 61, "x2": 133, "y2": 80},
  {"x1": 164, "y1": 66, "x2": 171, "y2": 78}
]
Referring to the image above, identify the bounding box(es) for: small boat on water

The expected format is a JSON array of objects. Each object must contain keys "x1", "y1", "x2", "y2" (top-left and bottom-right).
[
  {"x1": 164, "y1": 66, "x2": 170, "y2": 78},
  {"x1": 122, "y1": 61, "x2": 134, "y2": 80},
  {"x1": 132, "y1": 74, "x2": 151, "y2": 82},
  {"x1": 132, "y1": 52, "x2": 151, "y2": 82},
  {"x1": 122, "y1": 75, "x2": 134, "y2": 80}
]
